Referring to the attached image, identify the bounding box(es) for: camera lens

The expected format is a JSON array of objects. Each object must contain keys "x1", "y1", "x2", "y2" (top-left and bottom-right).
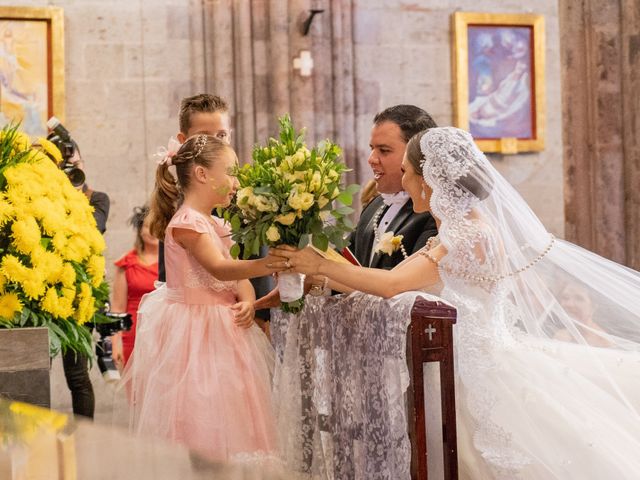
[{"x1": 66, "y1": 167, "x2": 86, "y2": 187}]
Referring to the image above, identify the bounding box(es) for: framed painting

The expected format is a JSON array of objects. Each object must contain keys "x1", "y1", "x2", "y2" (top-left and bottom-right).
[
  {"x1": 0, "y1": 7, "x2": 64, "y2": 137},
  {"x1": 452, "y1": 12, "x2": 545, "y2": 154}
]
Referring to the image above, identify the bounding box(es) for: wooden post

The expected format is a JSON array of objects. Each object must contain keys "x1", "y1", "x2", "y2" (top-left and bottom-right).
[{"x1": 407, "y1": 297, "x2": 458, "y2": 480}]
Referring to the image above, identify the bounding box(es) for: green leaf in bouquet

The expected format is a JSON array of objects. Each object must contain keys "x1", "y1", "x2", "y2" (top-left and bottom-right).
[
  {"x1": 336, "y1": 191, "x2": 353, "y2": 206},
  {"x1": 230, "y1": 214, "x2": 241, "y2": 232},
  {"x1": 342, "y1": 216, "x2": 355, "y2": 230},
  {"x1": 331, "y1": 233, "x2": 350, "y2": 250},
  {"x1": 251, "y1": 235, "x2": 261, "y2": 256},
  {"x1": 254, "y1": 186, "x2": 273, "y2": 195},
  {"x1": 345, "y1": 184, "x2": 361, "y2": 195},
  {"x1": 312, "y1": 233, "x2": 329, "y2": 252},
  {"x1": 335, "y1": 205, "x2": 355, "y2": 216},
  {"x1": 281, "y1": 298, "x2": 305, "y2": 314},
  {"x1": 298, "y1": 234, "x2": 310, "y2": 249},
  {"x1": 309, "y1": 218, "x2": 323, "y2": 235},
  {"x1": 230, "y1": 243, "x2": 241, "y2": 259}
]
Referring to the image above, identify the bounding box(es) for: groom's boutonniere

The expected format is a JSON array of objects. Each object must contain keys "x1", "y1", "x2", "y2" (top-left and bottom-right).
[{"x1": 374, "y1": 231, "x2": 406, "y2": 256}]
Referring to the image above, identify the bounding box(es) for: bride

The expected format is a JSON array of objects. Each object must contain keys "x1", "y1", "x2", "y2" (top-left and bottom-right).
[{"x1": 270, "y1": 127, "x2": 640, "y2": 479}]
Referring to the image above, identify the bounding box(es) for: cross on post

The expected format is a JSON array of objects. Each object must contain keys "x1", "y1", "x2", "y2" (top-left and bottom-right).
[
  {"x1": 293, "y1": 50, "x2": 314, "y2": 77},
  {"x1": 424, "y1": 324, "x2": 436, "y2": 341}
]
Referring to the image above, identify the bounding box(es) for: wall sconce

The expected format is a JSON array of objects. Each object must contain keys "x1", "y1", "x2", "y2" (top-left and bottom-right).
[{"x1": 293, "y1": 50, "x2": 314, "y2": 77}]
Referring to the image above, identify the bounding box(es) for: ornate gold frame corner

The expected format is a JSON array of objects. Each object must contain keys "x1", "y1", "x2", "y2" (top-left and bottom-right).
[
  {"x1": 452, "y1": 12, "x2": 545, "y2": 154},
  {"x1": 0, "y1": 6, "x2": 65, "y2": 125}
]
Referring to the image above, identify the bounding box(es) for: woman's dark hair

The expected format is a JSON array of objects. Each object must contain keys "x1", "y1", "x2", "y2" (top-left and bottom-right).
[
  {"x1": 406, "y1": 129, "x2": 492, "y2": 201},
  {"x1": 129, "y1": 205, "x2": 149, "y2": 253},
  {"x1": 148, "y1": 135, "x2": 233, "y2": 240}
]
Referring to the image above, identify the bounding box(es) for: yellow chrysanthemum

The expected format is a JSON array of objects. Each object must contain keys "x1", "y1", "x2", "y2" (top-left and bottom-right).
[
  {"x1": 39, "y1": 205, "x2": 66, "y2": 236},
  {"x1": 13, "y1": 131, "x2": 31, "y2": 151},
  {"x1": 0, "y1": 255, "x2": 46, "y2": 300},
  {"x1": 59, "y1": 263, "x2": 76, "y2": 288},
  {"x1": 52, "y1": 231, "x2": 68, "y2": 253},
  {"x1": 86, "y1": 255, "x2": 105, "y2": 287},
  {"x1": 41, "y1": 287, "x2": 74, "y2": 319},
  {"x1": 85, "y1": 228, "x2": 106, "y2": 254},
  {"x1": 0, "y1": 292, "x2": 21, "y2": 319},
  {"x1": 11, "y1": 216, "x2": 41, "y2": 254},
  {"x1": 0, "y1": 196, "x2": 14, "y2": 226},
  {"x1": 64, "y1": 235, "x2": 91, "y2": 262},
  {"x1": 0, "y1": 273, "x2": 6, "y2": 294},
  {"x1": 75, "y1": 283, "x2": 95, "y2": 325},
  {"x1": 5, "y1": 183, "x2": 38, "y2": 205},
  {"x1": 31, "y1": 247, "x2": 64, "y2": 283},
  {"x1": 34, "y1": 137, "x2": 63, "y2": 165}
]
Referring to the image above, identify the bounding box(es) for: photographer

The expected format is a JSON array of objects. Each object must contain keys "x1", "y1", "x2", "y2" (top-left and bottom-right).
[{"x1": 47, "y1": 119, "x2": 111, "y2": 419}]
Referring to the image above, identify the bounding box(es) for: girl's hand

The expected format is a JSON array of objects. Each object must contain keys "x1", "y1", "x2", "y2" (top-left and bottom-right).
[
  {"x1": 231, "y1": 301, "x2": 255, "y2": 328},
  {"x1": 269, "y1": 245, "x2": 323, "y2": 275},
  {"x1": 254, "y1": 287, "x2": 281, "y2": 310}
]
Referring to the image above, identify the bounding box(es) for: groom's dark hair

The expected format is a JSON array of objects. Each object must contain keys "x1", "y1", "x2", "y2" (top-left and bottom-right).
[{"x1": 373, "y1": 105, "x2": 437, "y2": 143}]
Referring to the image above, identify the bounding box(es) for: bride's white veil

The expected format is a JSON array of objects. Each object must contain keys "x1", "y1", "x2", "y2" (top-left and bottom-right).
[{"x1": 418, "y1": 127, "x2": 640, "y2": 476}]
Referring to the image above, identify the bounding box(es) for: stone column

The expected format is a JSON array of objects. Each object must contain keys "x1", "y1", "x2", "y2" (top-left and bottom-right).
[
  {"x1": 559, "y1": 0, "x2": 640, "y2": 268},
  {"x1": 201, "y1": 0, "x2": 360, "y2": 183},
  {"x1": 621, "y1": 0, "x2": 640, "y2": 269}
]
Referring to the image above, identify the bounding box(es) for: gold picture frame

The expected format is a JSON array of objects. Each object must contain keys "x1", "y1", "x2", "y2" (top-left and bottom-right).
[
  {"x1": 0, "y1": 7, "x2": 65, "y2": 136},
  {"x1": 452, "y1": 12, "x2": 545, "y2": 154}
]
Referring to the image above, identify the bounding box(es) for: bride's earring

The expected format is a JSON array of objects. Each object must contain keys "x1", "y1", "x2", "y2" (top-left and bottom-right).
[{"x1": 420, "y1": 190, "x2": 426, "y2": 200}]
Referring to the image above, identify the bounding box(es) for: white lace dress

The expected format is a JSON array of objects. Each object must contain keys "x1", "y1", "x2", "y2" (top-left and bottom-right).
[{"x1": 417, "y1": 127, "x2": 640, "y2": 479}]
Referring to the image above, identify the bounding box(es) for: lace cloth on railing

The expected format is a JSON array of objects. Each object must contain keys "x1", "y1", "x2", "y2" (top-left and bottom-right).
[{"x1": 271, "y1": 291, "x2": 436, "y2": 480}]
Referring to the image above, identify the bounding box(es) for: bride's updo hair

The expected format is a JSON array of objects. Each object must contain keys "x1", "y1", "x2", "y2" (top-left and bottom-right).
[
  {"x1": 406, "y1": 129, "x2": 492, "y2": 201},
  {"x1": 148, "y1": 135, "x2": 233, "y2": 240}
]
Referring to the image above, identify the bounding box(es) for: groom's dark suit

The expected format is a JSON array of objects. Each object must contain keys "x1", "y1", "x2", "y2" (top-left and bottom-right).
[{"x1": 350, "y1": 195, "x2": 438, "y2": 269}]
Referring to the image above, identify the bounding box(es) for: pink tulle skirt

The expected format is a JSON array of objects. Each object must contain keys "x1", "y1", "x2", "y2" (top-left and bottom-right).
[{"x1": 122, "y1": 285, "x2": 276, "y2": 462}]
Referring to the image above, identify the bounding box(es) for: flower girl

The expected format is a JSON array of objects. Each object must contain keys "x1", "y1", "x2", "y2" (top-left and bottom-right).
[{"x1": 123, "y1": 135, "x2": 283, "y2": 462}]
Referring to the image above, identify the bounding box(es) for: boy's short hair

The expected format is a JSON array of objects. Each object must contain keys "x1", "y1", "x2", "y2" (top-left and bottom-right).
[{"x1": 178, "y1": 94, "x2": 229, "y2": 134}]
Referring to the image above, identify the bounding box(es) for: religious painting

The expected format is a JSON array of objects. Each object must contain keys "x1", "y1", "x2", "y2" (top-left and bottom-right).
[
  {"x1": 452, "y1": 12, "x2": 545, "y2": 153},
  {"x1": 0, "y1": 7, "x2": 64, "y2": 137}
]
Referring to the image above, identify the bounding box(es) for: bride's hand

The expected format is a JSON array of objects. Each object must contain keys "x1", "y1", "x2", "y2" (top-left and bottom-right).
[{"x1": 269, "y1": 245, "x2": 323, "y2": 275}]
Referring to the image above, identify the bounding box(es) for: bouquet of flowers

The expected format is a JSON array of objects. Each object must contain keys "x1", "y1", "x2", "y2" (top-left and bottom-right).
[
  {"x1": 0, "y1": 125, "x2": 109, "y2": 358},
  {"x1": 223, "y1": 115, "x2": 359, "y2": 313}
]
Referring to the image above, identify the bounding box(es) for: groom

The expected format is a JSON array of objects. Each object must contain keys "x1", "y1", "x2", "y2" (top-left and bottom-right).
[{"x1": 349, "y1": 105, "x2": 438, "y2": 269}]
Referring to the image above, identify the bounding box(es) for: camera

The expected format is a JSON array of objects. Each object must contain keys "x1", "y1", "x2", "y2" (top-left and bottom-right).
[
  {"x1": 95, "y1": 311, "x2": 132, "y2": 383},
  {"x1": 46, "y1": 116, "x2": 86, "y2": 188}
]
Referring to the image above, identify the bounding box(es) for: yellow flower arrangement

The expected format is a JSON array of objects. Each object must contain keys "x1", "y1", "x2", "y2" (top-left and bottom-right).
[
  {"x1": 223, "y1": 115, "x2": 359, "y2": 313},
  {"x1": 0, "y1": 125, "x2": 109, "y2": 357}
]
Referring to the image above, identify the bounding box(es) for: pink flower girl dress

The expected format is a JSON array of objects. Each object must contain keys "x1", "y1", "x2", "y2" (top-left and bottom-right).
[{"x1": 123, "y1": 206, "x2": 276, "y2": 462}]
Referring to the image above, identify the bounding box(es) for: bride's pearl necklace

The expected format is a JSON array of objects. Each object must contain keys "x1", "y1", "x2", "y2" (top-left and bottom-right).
[{"x1": 372, "y1": 205, "x2": 408, "y2": 259}]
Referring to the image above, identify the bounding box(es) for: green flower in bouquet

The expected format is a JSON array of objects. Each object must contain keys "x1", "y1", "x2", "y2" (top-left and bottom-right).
[
  {"x1": 223, "y1": 115, "x2": 359, "y2": 313},
  {"x1": 0, "y1": 125, "x2": 109, "y2": 358}
]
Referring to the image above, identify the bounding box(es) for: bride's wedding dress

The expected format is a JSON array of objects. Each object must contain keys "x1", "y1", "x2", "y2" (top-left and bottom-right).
[
  {"x1": 417, "y1": 127, "x2": 640, "y2": 479},
  {"x1": 272, "y1": 127, "x2": 640, "y2": 480}
]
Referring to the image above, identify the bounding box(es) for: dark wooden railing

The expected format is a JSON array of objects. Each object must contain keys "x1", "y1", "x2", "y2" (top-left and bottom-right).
[{"x1": 407, "y1": 297, "x2": 458, "y2": 480}]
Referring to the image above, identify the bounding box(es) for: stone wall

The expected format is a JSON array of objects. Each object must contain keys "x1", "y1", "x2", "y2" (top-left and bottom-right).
[
  {"x1": 352, "y1": 0, "x2": 564, "y2": 236},
  {"x1": 2, "y1": 0, "x2": 564, "y2": 272},
  {"x1": 0, "y1": 0, "x2": 207, "y2": 275}
]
